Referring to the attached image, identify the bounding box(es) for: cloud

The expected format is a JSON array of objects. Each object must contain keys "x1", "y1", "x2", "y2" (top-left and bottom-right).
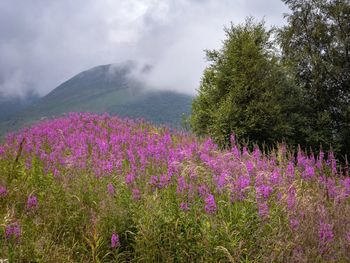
[{"x1": 0, "y1": 0, "x2": 288, "y2": 97}]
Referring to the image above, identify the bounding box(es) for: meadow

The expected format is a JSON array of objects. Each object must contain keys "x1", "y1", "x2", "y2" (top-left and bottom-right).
[{"x1": 0, "y1": 112, "x2": 349, "y2": 262}]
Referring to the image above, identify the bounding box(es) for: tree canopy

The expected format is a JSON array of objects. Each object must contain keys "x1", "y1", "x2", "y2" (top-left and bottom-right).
[
  {"x1": 191, "y1": 1, "x2": 350, "y2": 158},
  {"x1": 190, "y1": 19, "x2": 294, "y2": 148}
]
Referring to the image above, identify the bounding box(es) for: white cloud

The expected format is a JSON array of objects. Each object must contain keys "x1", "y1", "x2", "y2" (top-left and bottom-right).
[{"x1": 0, "y1": 0, "x2": 288, "y2": 97}]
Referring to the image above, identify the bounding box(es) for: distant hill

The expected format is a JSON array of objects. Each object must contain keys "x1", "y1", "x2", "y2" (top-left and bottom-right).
[
  {"x1": 0, "y1": 92, "x2": 39, "y2": 121},
  {"x1": 0, "y1": 63, "x2": 193, "y2": 137}
]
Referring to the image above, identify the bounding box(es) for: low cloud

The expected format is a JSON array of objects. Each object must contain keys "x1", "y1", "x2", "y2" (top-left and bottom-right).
[{"x1": 0, "y1": 0, "x2": 288, "y2": 97}]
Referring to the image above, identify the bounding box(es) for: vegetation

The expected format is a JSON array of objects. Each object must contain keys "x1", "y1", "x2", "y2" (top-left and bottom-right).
[
  {"x1": 191, "y1": 0, "x2": 350, "y2": 158},
  {"x1": 1, "y1": 1, "x2": 349, "y2": 262},
  {"x1": 1, "y1": 113, "x2": 350, "y2": 262},
  {"x1": 279, "y1": 0, "x2": 350, "y2": 157},
  {"x1": 190, "y1": 19, "x2": 295, "y2": 148},
  {"x1": 0, "y1": 64, "x2": 193, "y2": 137}
]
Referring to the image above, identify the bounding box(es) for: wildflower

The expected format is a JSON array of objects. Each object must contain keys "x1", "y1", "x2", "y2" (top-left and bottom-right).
[
  {"x1": 302, "y1": 165, "x2": 315, "y2": 180},
  {"x1": 258, "y1": 202, "x2": 269, "y2": 218},
  {"x1": 125, "y1": 173, "x2": 135, "y2": 185},
  {"x1": 256, "y1": 185, "x2": 273, "y2": 200},
  {"x1": 111, "y1": 233, "x2": 120, "y2": 248},
  {"x1": 0, "y1": 186, "x2": 7, "y2": 197},
  {"x1": 237, "y1": 175, "x2": 250, "y2": 191},
  {"x1": 149, "y1": 175, "x2": 158, "y2": 187},
  {"x1": 107, "y1": 183, "x2": 115, "y2": 196},
  {"x1": 286, "y1": 162, "x2": 295, "y2": 180},
  {"x1": 270, "y1": 168, "x2": 281, "y2": 185},
  {"x1": 5, "y1": 222, "x2": 21, "y2": 241},
  {"x1": 245, "y1": 161, "x2": 254, "y2": 174},
  {"x1": 132, "y1": 188, "x2": 141, "y2": 200},
  {"x1": 159, "y1": 174, "x2": 169, "y2": 188},
  {"x1": 289, "y1": 217, "x2": 299, "y2": 230},
  {"x1": 345, "y1": 231, "x2": 350, "y2": 243},
  {"x1": 198, "y1": 184, "x2": 209, "y2": 198},
  {"x1": 326, "y1": 178, "x2": 337, "y2": 199},
  {"x1": 176, "y1": 176, "x2": 188, "y2": 194},
  {"x1": 180, "y1": 202, "x2": 189, "y2": 211},
  {"x1": 27, "y1": 195, "x2": 38, "y2": 210},
  {"x1": 319, "y1": 221, "x2": 334, "y2": 245},
  {"x1": 204, "y1": 194, "x2": 217, "y2": 214},
  {"x1": 287, "y1": 186, "x2": 297, "y2": 211}
]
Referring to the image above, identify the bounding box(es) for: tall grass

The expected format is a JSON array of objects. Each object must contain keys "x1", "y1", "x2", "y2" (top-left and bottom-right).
[{"x1": 0, "y1": 113, "x2": 349, "y2": 262}]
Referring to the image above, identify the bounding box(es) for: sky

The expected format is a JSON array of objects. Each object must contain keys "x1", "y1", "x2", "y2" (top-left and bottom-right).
[{"x1": 0, "y1": 0, "x2": 289, "y2": 98}]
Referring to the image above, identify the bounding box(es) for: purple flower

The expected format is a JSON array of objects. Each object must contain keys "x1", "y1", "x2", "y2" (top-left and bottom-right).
[
  {"x1": 287, "y1": 186, "x2": 297, "y2": 211},
  {"x1": 302, "y1": 165, "x2": 315, "y2": 180},
  {"x1": 180, "y1": 202, "x2": 189, "y2": 211},
  {"x1": 319, "y1": 221, "x2": 334, "y2": 245},
  {"x1": 270, "y1": 168, "x2": 281, "y2": 185},
  {"x1": 256, "y1": 185, "x2": 273, "y2": 200},
  {"x1": 0, "y1": 186, "x2": 7, "y2": 197},
  {"x1": 198, "y1": 184, "x2": 209, "y2": 198},
  {"x1": 204, "y1": 194, "x2": 217, "y2": 214},
  {"x1": 111, "y1": 233, "x2": 120, "y2": 248},
  {"x1": 107, "y1": 183, "x2": 115, "y2": 196},
  {"x1": 326, "y1": 178, "x2": 337, "y2": 199},
  {"x1": 289, "y1": 217, "x2": 299, "y2": 230},
  {"x1": 132, "y1": 188, "x2": 141, "y2": 200},
  {"x1": 27, "y1": 195, "x2": 38, "y2": 210},
  {"x1": 245, "y1": 161, "x2": 254, "y2": 174},
  {"x1": 125, "y1": 173, "x2": 135, "y2": 185},
  {"x1": 5, "y1": 222, "x2": 21, "y2": 241},
  {"x1": 159, "y1": 174, "x2": 169, "y2": 188},
  {"x1": 345, "y1": 231, "x2": 350, "y2": 243},
  {"x1": 286, "y1": 162, "x2": 295, "y2": 180},
  {"x1": 149, "y1": 175, "x2": 158, "y2": 187},
  {"x1": 237, "y1": 175, "x2": 250, "y2": 191},
  {"x1": 176, "y1": 176, "x2": 188, "y2": 194},
  {"x1": 258, "y1": 202, "x2": 269, "y2": 218}
]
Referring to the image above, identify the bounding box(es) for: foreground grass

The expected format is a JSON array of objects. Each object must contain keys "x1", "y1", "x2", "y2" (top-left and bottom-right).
[{"x1": 0, "y1": 113, "x2": 349, "y2": 262}]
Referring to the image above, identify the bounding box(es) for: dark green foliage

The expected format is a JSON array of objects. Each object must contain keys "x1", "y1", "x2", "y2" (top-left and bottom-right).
[
  {"x1": 278, "y1": 0, "x2": 350, "y2": 157},
  {"x1": 190, "y1": 19, "x2": 294, "y2": 148}
]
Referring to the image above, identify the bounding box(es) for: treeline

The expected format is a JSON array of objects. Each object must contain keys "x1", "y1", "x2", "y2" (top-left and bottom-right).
[{"x1": 190, "y1": 0, "x2": 350, "y2": 160}]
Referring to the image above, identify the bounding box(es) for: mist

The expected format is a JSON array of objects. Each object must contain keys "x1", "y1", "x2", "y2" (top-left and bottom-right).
[{"x1": 0, "y1": 0, "x2": 288, "y2": 98}]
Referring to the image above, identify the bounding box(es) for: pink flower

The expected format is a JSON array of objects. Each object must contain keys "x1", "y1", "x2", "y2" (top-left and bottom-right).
[
  {"x1": 0, "y1": 186, "x2": 7, "y2": 197},
  {"x1": 289, "y1": 217, "x2": 299, "y2": 230},
  {"x1": 132, "y1": 188, "x2": 141, "y2": 200},
  {"x1": 258, "y1": 202, "x2": 269, "y2": 218},
  {"x1": 180, "y1": 202, "x2": 189, "y2": 211},
  {"x1": 5, "y1": 222, "x2": 21, "y2": 241},
  {"x1": 107, "y1": 183, "x2": 115, "y2": 196},
  {"x1": 204, "y1": 194, "x2": 217, "y2": 214},
  {"x1": 27, "y1": 195, "x2": 38, "y2": 210},
  {"x1": 125, "y1": 173, "x2": 135, "y2": 185},
  {"x1": 319, "y1": 221, "x2": 334, "y2": 245},
  {"x1": 111, "y1": 233, "x2": 120, "y2": 248}
]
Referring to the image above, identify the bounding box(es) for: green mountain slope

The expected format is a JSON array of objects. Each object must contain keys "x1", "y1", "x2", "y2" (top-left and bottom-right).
[{"x1": 0, "y1": 63, "x2": 193, "y2": 136}]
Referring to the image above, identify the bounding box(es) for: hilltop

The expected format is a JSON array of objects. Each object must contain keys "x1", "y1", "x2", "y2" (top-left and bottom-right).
[{"x1": 0, "y1": 63, "x2": 192, "y2": 136}]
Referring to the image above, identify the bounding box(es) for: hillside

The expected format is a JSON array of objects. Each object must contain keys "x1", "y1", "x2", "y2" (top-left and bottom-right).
[
  {"x1": 0, "y1": 63, "x2": 192, "y2": 136},
  {"x1": 0, "y1": 92, "x2": 39, "y2": 122}
]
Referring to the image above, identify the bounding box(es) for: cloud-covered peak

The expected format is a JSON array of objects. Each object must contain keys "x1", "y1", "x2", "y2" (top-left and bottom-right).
[{"x1": 0, "y1": 0, "x2": 288, "y2": 97}]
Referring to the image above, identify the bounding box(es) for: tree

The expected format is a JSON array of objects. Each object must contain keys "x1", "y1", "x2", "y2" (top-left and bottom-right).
[
  {"x1": 191, "y1": 19, "x2": 295, "y2": 148},
  {"x1": 278, "y1": 0, "x2": 350, "y2": 157}
]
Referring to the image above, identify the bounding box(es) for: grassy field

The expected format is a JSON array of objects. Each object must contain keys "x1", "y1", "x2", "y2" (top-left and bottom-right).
[{"x1": 0, "y1": 113, "x2": 349, "y2": 262}]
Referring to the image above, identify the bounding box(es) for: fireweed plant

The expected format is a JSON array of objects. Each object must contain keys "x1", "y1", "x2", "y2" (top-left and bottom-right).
[{"x1": 0, "y1": 113, "x2": 349, "y2": 262}]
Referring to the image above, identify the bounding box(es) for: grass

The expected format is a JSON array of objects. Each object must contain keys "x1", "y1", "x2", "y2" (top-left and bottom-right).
[{"x1": 0, "y1": 112, "x2": 349, "y2": 262}]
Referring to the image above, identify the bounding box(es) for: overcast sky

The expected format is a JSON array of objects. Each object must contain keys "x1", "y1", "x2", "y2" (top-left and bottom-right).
[{"x1": 0, "y1": 0, "x2": 289, "y2": 97}]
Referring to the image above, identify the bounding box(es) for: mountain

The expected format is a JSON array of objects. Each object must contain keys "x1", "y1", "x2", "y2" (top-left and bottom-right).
[
  {"x1": 0, "y1": 91, "x2": 39, "y2": 121},
  {"x1": 0, "y1": 63, "x2": 193, "y2": 137}
]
